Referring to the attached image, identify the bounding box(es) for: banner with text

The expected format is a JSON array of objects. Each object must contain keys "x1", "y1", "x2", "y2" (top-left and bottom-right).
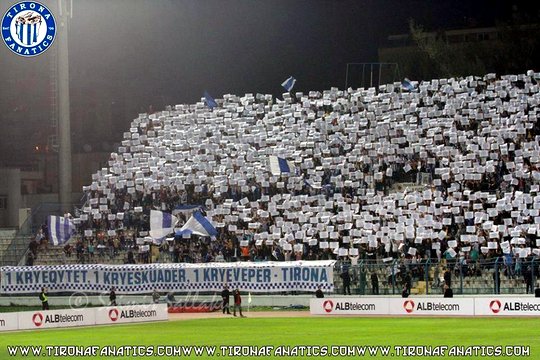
[
  {"x1": 475, "y1": 298, "x2": 540, "y2": 316},
  {"x1": 95, "y1": 304, "x2": 168, "y2": 325},
  {"x1": 310, "y1": 297, "x2": 475, "y2": 316},
  {"x1": 388, "y1": 298, "x2": 474, "y2": 316},
  {"x1": 18, "y1": 308, "x2": 95, "y2": 330},
  {"x1": 310, "y1": 298, "x2": 388, "y2": 315},
  {"x1": 12, "y1": 304, "x2": 167, "y2": 332},
  {"x1": 0, "y1": 313, "x2": 19, "y2": 331},
  {"x1": 0, "y1": 261, "x2": 335, "y2": 294}
]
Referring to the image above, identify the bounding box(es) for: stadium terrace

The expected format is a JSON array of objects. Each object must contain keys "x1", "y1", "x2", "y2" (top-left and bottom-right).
[{"x1": 21, "y1": 70, "x2": 540, "y2": 294}]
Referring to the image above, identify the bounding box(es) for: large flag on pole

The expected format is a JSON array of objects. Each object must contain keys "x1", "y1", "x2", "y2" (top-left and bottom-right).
[
  {"x1": 269, "y1": 156, "x2": 295, "y2": 176},
  {"x1": 47, "y1": 215, "x2": 76, "y2": 246},
  {"x1": 150, "y1": 210, "x2": 175, "y2": 240},
  {"x1": 178, "y1": 211, "x2": 217, "y2": 237},
  {"x1": 281, "y1": 76, "x2": 296, "y2": 92}
]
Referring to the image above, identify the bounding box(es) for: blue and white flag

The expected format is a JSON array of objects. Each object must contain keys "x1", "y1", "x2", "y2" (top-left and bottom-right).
[
  {"x1": 281, "y1": 76, "x2": 296, "y2": 92},
  {"x1": 150, "y1": 210, "x2": 176, "y2": 240},
  {"x1": 401, "y1": 78, "x2": 415, "y2": 91},
  {"x1": 204, "y1": 91, "x2": 218, "y2": 109},
  {"x1": 178, "y1": 211, "x2": 217, "y2": 237},
  {"x1": 269, "y1": 156, "x2": 295, "y2": 176},
  {"x1": 47, "y1": 215, "x2": 75, "y2": 246}
]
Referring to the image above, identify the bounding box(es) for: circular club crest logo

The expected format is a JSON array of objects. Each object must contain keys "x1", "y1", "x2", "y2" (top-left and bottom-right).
[
  {"x1": 322, "y1": 300, "x2": 334, "y2": 313},
  {"x1": 108, "y1": 308, "x2": 119, "y2": 322},
  {"x1": 32, "y1": 312, "x2": 43, "y2": 327},
  {"x1": 489, "y1": 300, "x2": 502, "y2": 314},
  {"x1": 1, "y1": 1, "x2": 56, "y2": 57},
  {"x1": 403, "y1": 300, "x2": 415, "y2": 313}
]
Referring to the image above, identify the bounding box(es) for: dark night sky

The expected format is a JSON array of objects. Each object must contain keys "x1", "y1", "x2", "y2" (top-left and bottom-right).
[{"x1": 0, "y1": 0, "x2": 538, "y2": 166}]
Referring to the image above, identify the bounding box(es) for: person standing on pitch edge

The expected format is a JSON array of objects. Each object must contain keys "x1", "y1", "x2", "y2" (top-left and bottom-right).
[
  {"x1": 443, "y1": 284, "x2": 454, "y2": 298},
  {"x1": 109, "y1": 286, "x2": 117, "y2": 306},
  {"x1": 152, "y1": 289, "x2": 161, "y2": 304},
  {"x1": 371, "y1": 271, "x2": 379, "y2": 295},
  {"x1": 233, "y1": 288, "x2": 245, "y2": 317},
  {"x1": 39, "y1": 287, "x2": 49, "y2": 310},
  {"x1": 341, "y1": 267, "x2": 351, "y2": 295},
  {"x1": 221, "y1": 284, "x2": 231, "y2": 314},
  {"x1": 315, "y1": 285, "x2": 324, "y2": 298}
]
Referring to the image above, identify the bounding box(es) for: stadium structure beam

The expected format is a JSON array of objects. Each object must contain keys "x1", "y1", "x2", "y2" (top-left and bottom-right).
[
  {"x1": 57, "y1": 0, "x2": 72, "y2": 213},
  {"x1": 344, "y1": 62, "x2": 400, "y2": 89}
]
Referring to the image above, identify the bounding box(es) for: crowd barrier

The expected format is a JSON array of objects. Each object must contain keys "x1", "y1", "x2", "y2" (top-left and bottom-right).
[
  {"x1": 310, "y1": 297, "x2": 540, "y2": 317},
  {"x1": 0, "y1": 304, "x2": 167, "y2": 332}
]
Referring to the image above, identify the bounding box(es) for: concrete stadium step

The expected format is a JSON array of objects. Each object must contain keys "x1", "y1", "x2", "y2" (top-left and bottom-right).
[
  {"x1": 0, "y1": 229, "x2": 17, "y2": 239},
  {"x1": 33, "y1": 246, "x2": 128, "y2": 266},
  {"x1": 0, "y1": 234, "x2": 16, "y2": 252},
  {"x1": 0, "y1": 237, "x2": 13, "y2": 244}
]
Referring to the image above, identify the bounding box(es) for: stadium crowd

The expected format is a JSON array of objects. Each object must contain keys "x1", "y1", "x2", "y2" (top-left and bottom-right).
[{"x1": 29, "y1": 71, "x2": 540, "y2": 287}]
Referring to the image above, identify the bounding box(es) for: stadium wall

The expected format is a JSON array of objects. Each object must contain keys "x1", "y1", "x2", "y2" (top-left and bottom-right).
[
  {"x1": 1, "y1": 294, "x2": 537, "y2": 308},
  {"x1": 311, "y1": 297, "x2": 540, "y2": 316},
  {"x1": 0, "y1": 294, "x2": 314, "y2": 307},
  {"x1": 0, "y1": 304, "x2": 167, "y2": 332}
]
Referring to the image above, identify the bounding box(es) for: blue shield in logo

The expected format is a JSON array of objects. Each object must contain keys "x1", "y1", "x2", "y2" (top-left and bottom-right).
[{"x1": 16, "y1": 12, "x2": 42, "y2": 46}]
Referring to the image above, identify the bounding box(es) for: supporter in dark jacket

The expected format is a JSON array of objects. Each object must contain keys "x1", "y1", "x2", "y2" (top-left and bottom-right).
[
  {"x1": 315, "y1": 286, "x2": 324, "y2": 298},
  {"x1": 233, "y1": 289, "x2": 245, "y2": 317},
  {"x1": 221, "y1": 285, "x2": 231, "y2": 314},
  {"x1": 443, "y1": 284, "x2": 453, "y2": 298},
  {"x1": 109, "y1": 287, "x2": 117, "y2": 306},
  {"x1": 341, "y1": 268, "x2": 351, "y2": 295}
]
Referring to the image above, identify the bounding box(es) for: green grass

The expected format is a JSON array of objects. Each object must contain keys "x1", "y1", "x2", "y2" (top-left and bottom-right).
[{"x1": 0, "y1": 317, "x2": 537, "y2": 359}]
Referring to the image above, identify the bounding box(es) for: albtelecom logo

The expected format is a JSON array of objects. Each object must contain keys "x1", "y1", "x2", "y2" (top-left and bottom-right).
[
  {"x1": 403, "y1": 300, "x2": 415, "y2": 313},
  {"x1": 323, "y1": 300, "x2": 334, "y2": 313},
  {"x1": 32, "y1": 312, "x2": 43, "y2": 326},
  {"x1": 1, "y1": 1, "x2": 56, "y2": 57},
  {"x1": 108, "y1": 309, "x2": 119, "y2": 321},
  {"x1": 490, "y1": 300, "x2": 502, "y2": 314}
]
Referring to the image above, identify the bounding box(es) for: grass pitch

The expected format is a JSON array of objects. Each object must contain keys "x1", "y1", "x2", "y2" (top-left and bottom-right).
[{"x1": 0, "y1": 316, "x2": 537, "y2": 359}]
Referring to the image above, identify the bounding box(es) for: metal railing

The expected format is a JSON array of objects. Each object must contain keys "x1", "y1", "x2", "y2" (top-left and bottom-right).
[
  {"x1": 332, "y1": 257, "x2": 540, "y2": 296},
  {"x1": 0, "y1": 210, "x2": 36, "y2": 267},
  {"x1": 0, "y1": 202, "x2": 80, "y2": 267},
  {"x1": 3, "y1": 245, "x2": 539, "y2": 296}
]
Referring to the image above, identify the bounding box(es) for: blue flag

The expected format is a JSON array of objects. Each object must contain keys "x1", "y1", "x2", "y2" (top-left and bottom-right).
[
  {"x1": 269, "y1": 156, "x2": 295, "y2": 176},
  {"x1": 401, "y1": 78, "x2": 415, "y2": 91},
  {"x1": 204, "y1": 91, "x2": 218, "y2": 109},
  {"x1": 47, "y1": 215, "x2": 75, "y2": 246},
  {"x1": 177, "y1": 211, "x2": 217, "y2": 237},
  {"x1": 281, "y1": 76, "x2": 296, "y2": 92},
  {"x1": 150, "y1": 210, "x2": 176, "y2": 241}
]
